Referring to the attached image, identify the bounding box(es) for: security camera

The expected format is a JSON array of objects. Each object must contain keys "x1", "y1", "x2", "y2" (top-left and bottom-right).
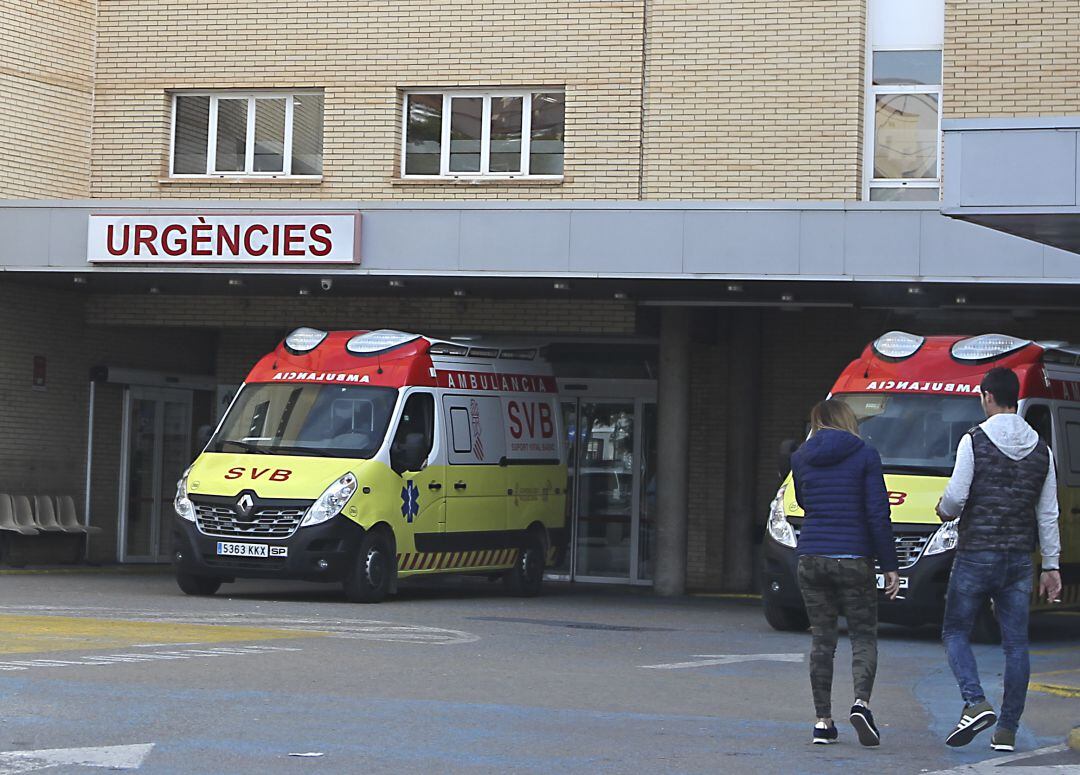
[{"x1": 320, "y1": 278, "x2": 333, "y2": 291}]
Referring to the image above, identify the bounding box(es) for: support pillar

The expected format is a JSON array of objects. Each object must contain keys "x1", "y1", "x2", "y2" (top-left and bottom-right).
[
  {"x1": 722, "y1": 309, "x2": 762, "y2": 592},
  {"x1": 655, "y1": 307, "x2": 690, "y2": 596}
]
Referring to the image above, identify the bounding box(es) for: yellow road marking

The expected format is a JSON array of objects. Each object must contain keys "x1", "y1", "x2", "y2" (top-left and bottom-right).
[
  {"x1": 1030, "y1": 667, "x2": 1080, "y2": 698},
  {"x1": 1029, "y1": 682, "x2": 1080, "y2": 699},
  {"x1": 0, "y1": 614, "x2": 323, "y2": 656}
]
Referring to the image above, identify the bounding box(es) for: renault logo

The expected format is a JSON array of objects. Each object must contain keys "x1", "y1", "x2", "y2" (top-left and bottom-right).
[{"x1": 236, "y1": 493, "x2": 254, "y2": 517}]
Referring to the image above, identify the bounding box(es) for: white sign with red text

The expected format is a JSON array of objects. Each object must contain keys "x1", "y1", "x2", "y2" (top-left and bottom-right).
[
  {"x1": 87, "y1": 211, "x2": 360, "y2": 263},
  {"x1": 505, "y1": 398, "x2": 558, "y2": 459}
]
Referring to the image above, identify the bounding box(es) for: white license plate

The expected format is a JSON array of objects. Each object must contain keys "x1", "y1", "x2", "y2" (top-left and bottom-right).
[
  {"x1": 875, "y1": 574, "x2": 909, "y2": 590},
  {"x1": 215, "y1": 542, "x2": 287, "y2": 558}
]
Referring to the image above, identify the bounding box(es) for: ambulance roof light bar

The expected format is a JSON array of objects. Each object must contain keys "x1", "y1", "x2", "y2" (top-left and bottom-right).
[
  {"x1": 345, "y1": 329, "x2": 420, "y2": 356},
  {"x1": 872, "y1": 331, "x2": 925, "y2": 361},
  {"x1": 951, "y1": 333, "x2": 1032, "y2": 362},
  {"x1": 284, "y1": 327, "x2": 328, "y2": 354}
]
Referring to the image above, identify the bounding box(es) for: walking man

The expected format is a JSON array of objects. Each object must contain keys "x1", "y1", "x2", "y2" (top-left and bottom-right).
[{"x1": 936, "y1": 367, "x2": 1063, "y2": 752}]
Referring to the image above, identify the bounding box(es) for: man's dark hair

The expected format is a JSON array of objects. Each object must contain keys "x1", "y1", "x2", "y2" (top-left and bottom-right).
[{"x1": 981, "y1": 366, "x2": 1019, "y2": 409}]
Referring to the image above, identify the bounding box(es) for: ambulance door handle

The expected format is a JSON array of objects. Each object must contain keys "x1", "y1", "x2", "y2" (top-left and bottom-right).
[
  {"x1": 428, "y1": 482, "x2": 442, "y2": 491},
  {"x1": 454, "y1": 481, "x2": 467, "y2": 491}
]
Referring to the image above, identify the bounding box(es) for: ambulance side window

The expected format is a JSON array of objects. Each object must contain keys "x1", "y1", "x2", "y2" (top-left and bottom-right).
[
  {"x1": 391, "y1": 392, "x2": 434, "y2": 473},
  {"x1": 1024, "y1": 404, "x2": 1053, "y2": 449},
  {"x1": 449, "y1": 407, "x2": 472, "y2": 453}
]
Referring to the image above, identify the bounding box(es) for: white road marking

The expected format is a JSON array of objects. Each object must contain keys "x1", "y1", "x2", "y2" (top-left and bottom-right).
[
  {"x1": 640, "y1": 653, "x2": 805, "y2": 670},
  {"x1": 0, "y1": 743, "x2": 153, "y2": 773},
  {"x1": 0, "y1": 605, "x2": 479, "y2": 646},
  {"x1": 923, "y1": 744, "x2": 1078, "y2": 773},
  {"x1": 0, "y1": 645, "x2": 298, "y2": 672}
]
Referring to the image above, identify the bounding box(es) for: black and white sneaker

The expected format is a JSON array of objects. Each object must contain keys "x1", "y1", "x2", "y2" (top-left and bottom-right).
[
  {"x1": 849, "y1": 704, "x2": 881, "y2": 747},
  {"x1": 813, "y1": 723, "x2": 838, "y2": 745},
  {"x1": 945, "y1": 701, "x2": 997, "y2": 747}
]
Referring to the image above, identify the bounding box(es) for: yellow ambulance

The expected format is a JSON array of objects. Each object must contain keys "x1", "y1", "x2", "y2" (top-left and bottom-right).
[
  {"x1": 763, "y1": 332, "x2": 1080, "y2": 640},
  {"x1": 172, "y1": 328, "x2": 567, "y2": 602}
]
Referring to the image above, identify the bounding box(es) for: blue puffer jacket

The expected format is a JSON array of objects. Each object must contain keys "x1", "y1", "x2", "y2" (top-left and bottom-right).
[{"x1": 791, "y1": 429, "x2": 898, "y2": 572}]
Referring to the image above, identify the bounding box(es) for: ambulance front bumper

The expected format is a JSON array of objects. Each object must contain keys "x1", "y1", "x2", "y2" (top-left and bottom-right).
[
  {"x1": 172, "y1": 514, "x2": 366, "y2": 582},
  {"x1": 762, "y1": 536, "x2": 955, "y2": 626}
]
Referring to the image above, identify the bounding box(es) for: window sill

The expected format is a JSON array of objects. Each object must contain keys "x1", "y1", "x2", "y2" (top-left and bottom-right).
[
  {"x1": 391, "y1": 176, "x2": 566, "y2": 186},
  {"x1": 158, "y1": 176, "x2": 324, "y2": 185}
]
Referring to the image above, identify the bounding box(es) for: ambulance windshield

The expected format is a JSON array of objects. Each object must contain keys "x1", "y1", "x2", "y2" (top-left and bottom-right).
[
  {"x1": 835, "y1": 393, "x2": 985, "y2": 476},
  {"x1": 209, "y1": 383, "x2": 399, "y2": 458}
]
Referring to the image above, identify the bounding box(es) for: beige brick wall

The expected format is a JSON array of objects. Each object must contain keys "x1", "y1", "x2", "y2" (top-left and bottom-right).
[
  {"x1": 90, "y1": 0, "x2": 645, "y2": 200},
  {"x1": 642, "y1": 0, "x2": 866, "y2": 199},
  {"x1": 87, "y1": 0, "x2": 873, "y2": 201},
  {"x1": 946, "y1": 0, "x2": 1080, "y2": 119},
  {"x1": 0, "y1": 0, "x2": 95, "y2": 198}
]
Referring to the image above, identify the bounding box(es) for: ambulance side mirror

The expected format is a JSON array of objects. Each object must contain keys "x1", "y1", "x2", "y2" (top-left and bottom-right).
[
  {"x1": 392, "y1": 432, "x2": 428, "y2": 475},
  {"x1": 778, "y1": 438, "x2": 800, "y2": 478}
]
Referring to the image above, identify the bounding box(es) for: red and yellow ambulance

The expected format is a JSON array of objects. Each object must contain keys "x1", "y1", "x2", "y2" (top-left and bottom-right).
[
  {"x1": 172, "y1": 328, "x2": 567, "y2": 602},
  {"x1": 764, "y1": 332, "x2": 1080, "y2": 638}
]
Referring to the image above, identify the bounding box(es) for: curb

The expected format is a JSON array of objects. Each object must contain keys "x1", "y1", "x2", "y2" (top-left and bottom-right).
[{"x1": 1070, "y1": 726, "x2": 1080, "y2": 752}]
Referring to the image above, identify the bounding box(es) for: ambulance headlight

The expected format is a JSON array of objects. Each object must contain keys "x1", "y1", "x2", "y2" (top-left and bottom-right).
[
  {"x1": 766, "y1": 484, "x2": 797, "y2": 548},
  {"x1": 174, "y1": 468, "x2": 195, "y2": 522},
  {"x1": 924, "y1": 519, "x2": 959, "y2": 556},
  {"x1": 302, "y1": 473, "x2": 358, "y2": 527}
]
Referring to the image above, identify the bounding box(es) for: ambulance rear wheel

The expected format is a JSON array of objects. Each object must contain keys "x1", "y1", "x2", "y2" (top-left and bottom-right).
[
  {"x1": 176, "y1": 572, "x2": 221, "y2": 596},
  {"x1": 343, "y1": 531, "x2": 393, "y2": 603},
  {"x1": 505, "y1": 534, "x2": 545, "y2": 597}
]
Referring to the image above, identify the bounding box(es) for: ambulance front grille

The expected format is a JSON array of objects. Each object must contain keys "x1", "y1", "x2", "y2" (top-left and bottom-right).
[
  {"x1": 893, "y1": 534, "x2": 931, "y2": 569},
  {"x1": 792, "y1": 526, "x2": 931, "y2": 570},
  {"x1": 194, "y1": 504, "x2": 306, "y2": 538}
]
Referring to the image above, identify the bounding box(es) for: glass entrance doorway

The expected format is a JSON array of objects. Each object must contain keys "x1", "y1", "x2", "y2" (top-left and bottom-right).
[
  {"x1": 118, "y1": 386, "x2": 193, "y2": 562},
  {"x1": 550, "y1": 380, "x2": 657, "y2": 584}
]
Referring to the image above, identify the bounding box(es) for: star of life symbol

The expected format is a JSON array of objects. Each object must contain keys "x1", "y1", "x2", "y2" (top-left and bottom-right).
[
  {"x1": 236, "y1": 493, "x2": 254, "y2": 517},
  {"x1": 401, "y1": 480, "x2": 420, "y2": 523}
]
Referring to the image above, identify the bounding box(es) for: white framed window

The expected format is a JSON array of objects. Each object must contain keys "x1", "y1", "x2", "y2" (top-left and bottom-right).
[
  {"x1": 401, "y1": 90, "x2": 564, "y2": 179},
  {"x1": 170, "y1": 91, "x2": 323, "y2": 178},
  {"x1": 864, "y1": 0, "x2": 944, "y2": 201}
]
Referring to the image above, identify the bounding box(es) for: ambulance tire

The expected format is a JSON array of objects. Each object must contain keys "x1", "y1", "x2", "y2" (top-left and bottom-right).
[
  {"x1": 175, "y1": 572, "x2": 222, "y2": 596},
  {"x1": 505, "y1": 533, "x2": 545, "y2": 597},
  {"x1": 971, "y1": 601, "x2": 1002, "y2": 645},
  {"x1": 762, "y1": 598, "x2": 809, "y2": 632},
  {"x1": 343, "y1": 531, "x2": 393, "y2": 603}
]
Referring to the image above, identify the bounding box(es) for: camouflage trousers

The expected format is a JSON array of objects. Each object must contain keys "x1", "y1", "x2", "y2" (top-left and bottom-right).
[{"x1": 797, "y1": 555, "x2": 879, "y2": 718}]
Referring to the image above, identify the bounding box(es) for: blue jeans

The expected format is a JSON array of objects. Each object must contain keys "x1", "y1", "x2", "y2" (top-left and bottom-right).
[{"x1": 941, "y1": 550, "x2": 1033, "y2": 732}]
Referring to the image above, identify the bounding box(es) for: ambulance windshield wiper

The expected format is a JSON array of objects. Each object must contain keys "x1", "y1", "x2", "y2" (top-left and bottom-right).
[
  {"x1": 882, "y1": 463, "x2": 952, "y2": 477},
  {"x1": 216, "y1": 439, "x2": 272, "y2": 454}
]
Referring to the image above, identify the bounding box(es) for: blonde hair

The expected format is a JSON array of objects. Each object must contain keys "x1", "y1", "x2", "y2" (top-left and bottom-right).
[{"x1": 809, "y1": 399, "x2": 860, "y2": 436}]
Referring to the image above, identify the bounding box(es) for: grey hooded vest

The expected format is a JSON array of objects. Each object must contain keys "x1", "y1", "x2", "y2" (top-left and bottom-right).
[{"x1": 958, "y1": 426, "x2": 1049, "y2": 554}]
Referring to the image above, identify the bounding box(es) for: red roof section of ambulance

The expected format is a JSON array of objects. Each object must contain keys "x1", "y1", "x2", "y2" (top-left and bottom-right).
[
  {"x1": 831, "y1": 335, "x2": 1053, "y2": 399},
  {"x1": 245, "y1": 330, "x2": 437, "y2": 388}
]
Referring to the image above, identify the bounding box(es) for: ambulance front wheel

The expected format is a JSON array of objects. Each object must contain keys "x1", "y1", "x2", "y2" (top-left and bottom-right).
[
  {"x1": 343, "y1": 530, "x2": 393, "y2": 603},
  {"x1": 505, "y1": 533, "x2": 545, "y2": 597},
  {"x1": 176, "y1": 572, "x2": 222, "y2": 596},
  {"x1": 762, "y1": 598, "x2": 809, "y2": 632}
]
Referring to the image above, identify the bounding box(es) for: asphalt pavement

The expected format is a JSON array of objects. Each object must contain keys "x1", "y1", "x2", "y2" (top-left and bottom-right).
[{"x1": 0, "y1": 570, "x2": 1077, "y2": 774}]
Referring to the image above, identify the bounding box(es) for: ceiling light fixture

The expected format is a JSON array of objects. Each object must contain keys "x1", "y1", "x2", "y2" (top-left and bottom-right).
[
  {"x1": 228, "y1": 278, "x2": 243, "y2": 287},
  {"x1": 726, "y1": 283, "x2": 743, "y2": 293},
  {"x1": 388, "y1": 279, "x2": 405, "y2": 288},
  {"x1": 453, "y1": 288, "x2": 467, "y2": 297},
  {"x1": 553, "y1": 281, "x2": 570, "y2": 291}
]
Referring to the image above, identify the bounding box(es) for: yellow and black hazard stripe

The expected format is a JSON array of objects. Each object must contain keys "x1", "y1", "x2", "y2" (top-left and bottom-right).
[{"x1": 396, "y1": 548, "x2": 520, "y2": 573}]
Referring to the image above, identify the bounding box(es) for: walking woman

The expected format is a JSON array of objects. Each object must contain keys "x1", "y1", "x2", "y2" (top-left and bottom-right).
[{"x1": 791, "y1": 399, "x2": 900, "y2": 747}]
